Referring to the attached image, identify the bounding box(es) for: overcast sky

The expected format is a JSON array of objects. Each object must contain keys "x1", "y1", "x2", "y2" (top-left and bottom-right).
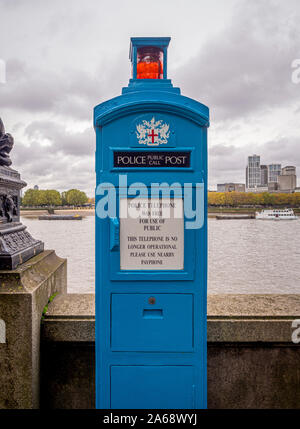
[{"x1": 0, "y1": 0, "x2": 299, "y2": 195}]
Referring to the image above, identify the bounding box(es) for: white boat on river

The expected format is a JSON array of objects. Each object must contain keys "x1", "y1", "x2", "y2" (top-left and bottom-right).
[{"x1": 256, "y1": 208, "x2": 298, "y2": 220}]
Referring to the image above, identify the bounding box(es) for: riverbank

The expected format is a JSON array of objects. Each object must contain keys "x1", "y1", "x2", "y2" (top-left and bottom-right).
[
  {"x1": 21, "y1": 208, "x2": 94, "y2": 218},
  {"x1": 21, "y1": 207, "x2": 300, "y2": 219}
]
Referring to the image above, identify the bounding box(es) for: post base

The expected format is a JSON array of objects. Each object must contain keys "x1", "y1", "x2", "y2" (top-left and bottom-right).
[{"x1": 0, "y1": 222, "x2": 44, "y2": 269}]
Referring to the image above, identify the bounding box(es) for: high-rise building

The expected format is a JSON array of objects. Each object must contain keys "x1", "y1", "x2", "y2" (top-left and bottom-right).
[
  {"x1": 246, "y1": 155, "x2": 261, "y2": 189},
  {"x1": 260, "y1": 165, "x2": 268, "y2": 186},
  {"x1": 268, "y1": 164, "x2": 281, "y2": 183},
  {"x1": 278, "y1": 166, "x2": 297, "y2": 192},
  {"x1": 281, "y1": 166, "x2": 296, "y2": 176},
  {"x1": 246, "y1": 157, "x2": 296, "y2": 193}
]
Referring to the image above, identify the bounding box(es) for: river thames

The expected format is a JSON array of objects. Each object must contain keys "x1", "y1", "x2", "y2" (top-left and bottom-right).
[{"x1": 21, "y1": 216, "x2": 300, "y2": 294}]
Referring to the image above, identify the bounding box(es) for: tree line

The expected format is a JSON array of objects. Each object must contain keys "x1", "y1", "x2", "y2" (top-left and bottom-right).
[
  {"x1": 22, "y1": 189, "x2": 300, "y2": 208},
  {"x1": 208, "y1": 192, "x2": 300, "y2": 207},
  {"x1": 22, "y1": 188, "x2": 89, "y2": 207}
]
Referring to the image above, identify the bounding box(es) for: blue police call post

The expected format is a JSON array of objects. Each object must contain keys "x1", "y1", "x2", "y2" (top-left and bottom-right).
[{"x1": 94, "y1": 37, "x2": 209, "y2": 409}]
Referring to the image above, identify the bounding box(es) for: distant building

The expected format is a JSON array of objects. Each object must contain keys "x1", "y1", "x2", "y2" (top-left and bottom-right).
[
  {"x1": 268, "y1": 164, "x2": 281, "y2": 183},
  {"x1": 246, "y1": 155, "x2": 261, "y2": 190},
  {"x1": 246, "y1": 186, "x2": 268, "y2": 193},
  {"x1": 217, "y1": 184, "x2": 226, "y2": 192},
  {"x1": 278, "y1": 166, "x2": 297, "y2": 192},
  {"x1": 34, "y1": 185, "x2": 39, "y2": 190},
  {"x1": 245, "y1": 156, "x2": 296, "y2": 193},
  {"x1": 260, "y1": 165, "x2": 268, "y2": 186},
  {"x1": 282, "y1": 166, "x2": 296, "y2": 175},
  {"x1": 268, "y1": 182, "x2": 278, "y2": 192},
  {"x1": 217, "y1": 183, "x2": 245, "y2": 192}
]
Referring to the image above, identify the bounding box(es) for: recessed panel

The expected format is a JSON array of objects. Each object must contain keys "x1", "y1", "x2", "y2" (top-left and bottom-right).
[
  {"x1": 111, "y1": 366, "x2": 195, "y2": 409},
  {"x1": 111, "y1": 293, "x2": 193, "y2": 351}
]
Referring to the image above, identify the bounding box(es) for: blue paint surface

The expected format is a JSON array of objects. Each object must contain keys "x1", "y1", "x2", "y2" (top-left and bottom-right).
[
  {"x1": 94, "y1": 37, "x2": 209, "y2": 409},
  {"x1": 111, "y1": 366, "x2": 195, "y2": 409},
  {"x1": 111, "y1": 294, "x2": 194, "y2": 352}
]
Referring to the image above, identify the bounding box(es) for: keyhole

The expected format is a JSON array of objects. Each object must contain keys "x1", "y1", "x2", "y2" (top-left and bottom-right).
[{"x1": 148, "y1": 297, "x2": 156, "y2": 305}]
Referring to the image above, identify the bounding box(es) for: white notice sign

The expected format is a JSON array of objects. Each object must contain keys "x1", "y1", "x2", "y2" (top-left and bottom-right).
[{"x1": 120, "y1": 198, "x2": 184, "y2": 270}]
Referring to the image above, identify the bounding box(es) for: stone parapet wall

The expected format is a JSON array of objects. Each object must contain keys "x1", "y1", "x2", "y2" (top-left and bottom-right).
[{"x1": 41, "y1": 294, "x2": 300, "y2": 409}]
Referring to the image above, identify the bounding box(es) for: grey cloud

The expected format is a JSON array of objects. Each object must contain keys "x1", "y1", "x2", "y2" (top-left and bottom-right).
[
  {"x1": 174, "y1": 0, "x2": 300, "y2": 121},
  {"x1": 24, "y1": 120, "x2": 94, "y2": 157},
  {"x1": 1, "y1": 61, "x2": 64, "y2": 112},
  {"x1": 11, "y1": 120, "x2": 95, "y2": 194},
  {"x1": 209, "y1": 143, "x2": 247, "y2": 186},
  {"x1": 210, "y1": 144, "x2": 239, "y2": 159},
  {"x1": 262, "y1": 137, "x2": 300, "y2": 166},
  {"x1": 1, "y1": 57, "x2": 126, "y2": 120},
  {"x1": 1, "y1": 0, "x2": 300, "y2": 192},
  {"x1": 13, "y1": 140, "x2": 95, "y2": 194},
  {"x1": 0, "y1": 0, "x2": 24, "y2": 8}
]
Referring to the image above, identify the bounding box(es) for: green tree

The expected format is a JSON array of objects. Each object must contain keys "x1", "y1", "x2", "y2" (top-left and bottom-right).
[
  {"x1": 38, "y1": 190, "x2": 48, "y2": 206},
  {"x1": 224, "y1": 192, "x2": 234, "y2": 206},
  {"x1": 65, "y1": 189, "x2": 88, "y2": 206},
  {"x1": 22, "y1": 188, "x2": 62, "y2": 207},
  {"x1": 22, "y1": 189, "x2": 40, "y2": 206},
  {"x1": 44, "y1": 190, "x2": 62, "y2": 206},
  {"x1": 291, "y1": 193, "x2": 300, "y2": 207},
  {"x1": 260, "y1": 192, "x2": 275, "y2": 206}
]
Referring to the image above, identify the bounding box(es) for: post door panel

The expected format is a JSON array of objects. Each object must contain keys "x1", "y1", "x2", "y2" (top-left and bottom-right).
[
  {"x1": 111, "y1": 293, "x2": 194, "y2": 351},
  {"x1": 111, "y1": 366, "x2": 195, "y2": 409}
]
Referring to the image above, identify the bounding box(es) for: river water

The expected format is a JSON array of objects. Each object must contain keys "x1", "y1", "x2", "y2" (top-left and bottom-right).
[{"x1": 21, "y1": 216, "x2": 300, "y2": 294}]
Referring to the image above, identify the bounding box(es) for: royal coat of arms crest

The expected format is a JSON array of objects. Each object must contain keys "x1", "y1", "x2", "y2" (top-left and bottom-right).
[{"x1": 136, "y1": 117, "x2": 170, "y2": 146}]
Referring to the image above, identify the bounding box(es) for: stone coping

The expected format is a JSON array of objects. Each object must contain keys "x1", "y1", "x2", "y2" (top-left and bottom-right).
[
  {"x1": 207, "y1": 294, "x2": 300, "y2": 318},
  {"x1": 0, "y1": 250, "x2": 66, "y2": 292},
  {"x1": 42, "y1": 294, "x2": 300, "y2": 343}
]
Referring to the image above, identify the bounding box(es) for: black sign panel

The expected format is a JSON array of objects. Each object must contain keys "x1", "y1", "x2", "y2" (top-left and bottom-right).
[{"x1": 114, "y1": 151, "x2": 191, "y2": 168}]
